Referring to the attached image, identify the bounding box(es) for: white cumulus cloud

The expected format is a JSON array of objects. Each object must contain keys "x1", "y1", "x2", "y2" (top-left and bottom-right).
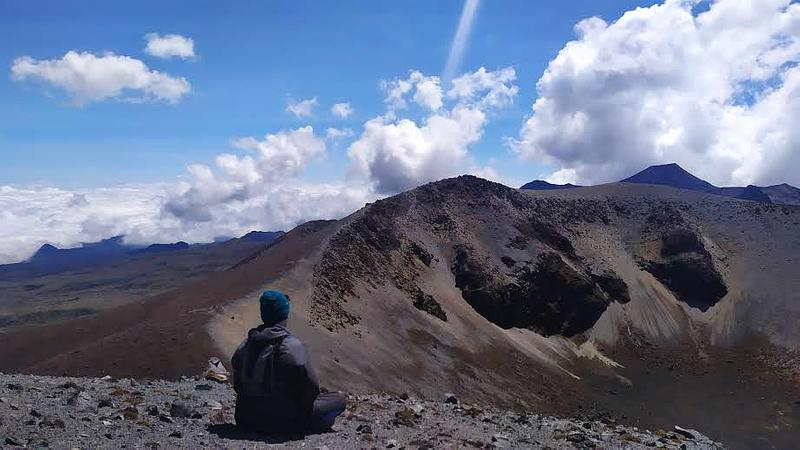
[
  {"x1": 326, "y1": 127, "x2": 355, "y2": 140},
  {"x1": 286, "y1": 97, "x2": 318, "y2": 118},
  {"x1": 331, "y1": 102, "x2": 354, "y2": 118},
  {"x1": 10, "y1": 51, "x2": 191, "y2": 105},
  {"x1": 144, "y1": 33, "x2": 195, "y2": 60},
  {"x1": 163, "y1": 126, "x2": 370, "y2": 224},
  {"x1": 512, "y1": 0, "x2": 800, "y2": 186},
  {"x1": 349, "y1": 67, "x2": 517, "y2": 194},
  {"x1": 382, "y1": 71, "x2": 444, "y2": 112}
]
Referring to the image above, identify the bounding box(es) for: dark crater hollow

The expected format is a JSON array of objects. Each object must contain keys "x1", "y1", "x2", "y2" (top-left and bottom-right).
[
  {"x1": 452, "y1": 246, "x2": 624, "y2": 337},
  {"x1": 642, "y1": 229, "x2": 727, "y2": 311}
]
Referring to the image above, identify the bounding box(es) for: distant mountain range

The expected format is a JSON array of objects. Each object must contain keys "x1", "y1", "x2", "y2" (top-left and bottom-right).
[
  {"x1": 519, "y1": 180, "x2": 581, "y2": 190},
  {"x1": 0, "y1": 230, "x2": 285, "y2": 281},
  {"x1": 522, "y1": 162, "x2": 800, "y2": 206}
]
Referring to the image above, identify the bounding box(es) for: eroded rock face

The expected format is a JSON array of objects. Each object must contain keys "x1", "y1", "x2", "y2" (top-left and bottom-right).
[
  {"x1": 412, "y1": 289, "x2": 447, "y2": 321},
  {"x1": 452, "y1": 247, "x2": 625, "y2": 337},
  {"x1": 514, "y1": 220, "x2": 578, "y2": 260},
  {"x1": 641, "y1": 229, "x2": 727, "y2": 311}
]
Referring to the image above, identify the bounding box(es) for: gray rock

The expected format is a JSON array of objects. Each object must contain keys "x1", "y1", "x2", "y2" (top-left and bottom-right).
[
  {"x1": 170, "y1": 400, "x2": 195, "y2": 418},
  {"x1": 674, "y1": 425, "x2": 698, "y2": 440},
  {"x1": 442, "y1": 393, "x2": 458, "y2": 404},
  {"x1": 66, "y1": 390, "x2": 96, "y2": 413}
]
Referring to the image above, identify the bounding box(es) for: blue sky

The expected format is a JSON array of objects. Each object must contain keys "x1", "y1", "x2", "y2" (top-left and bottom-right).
[
  {"x1": 3, "y1": 0, "x2": 799, "y2": 263},
  {"x1": 1, "y1": 0, "x2": 650, "y2": 188}
]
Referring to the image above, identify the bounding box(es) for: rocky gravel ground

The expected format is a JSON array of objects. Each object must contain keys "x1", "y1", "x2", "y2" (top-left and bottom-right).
[{"x1": 0, "y1": 373, "x2": 721, "y2": 449}]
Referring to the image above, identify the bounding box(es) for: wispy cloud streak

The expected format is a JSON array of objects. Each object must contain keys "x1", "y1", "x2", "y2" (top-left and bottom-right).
[{"x1": 442, "y1": 0, "x2": 481, "y2": 84}]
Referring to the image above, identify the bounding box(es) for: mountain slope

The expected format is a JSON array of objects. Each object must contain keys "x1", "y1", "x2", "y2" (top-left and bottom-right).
[
  {"x1": 761, "y1": 183, "x2": 800, "y2": 205},
  {"x1": 0, "y1": 177, "x2": 799, "y2": 447}
]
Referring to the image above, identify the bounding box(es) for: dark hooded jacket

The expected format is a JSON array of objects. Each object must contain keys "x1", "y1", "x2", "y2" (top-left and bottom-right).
[{"x1": 231, "y1": 324, "x2": 320, "y2": 433}]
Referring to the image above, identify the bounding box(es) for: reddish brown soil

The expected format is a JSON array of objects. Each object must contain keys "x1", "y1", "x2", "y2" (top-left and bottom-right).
[{"x1": 0, "y1": 221, "x2": 336, "y2": 379}]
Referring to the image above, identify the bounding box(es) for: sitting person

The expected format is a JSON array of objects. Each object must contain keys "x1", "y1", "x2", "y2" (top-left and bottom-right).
[{"x1": 231, "y1": 290, "x2": 346, "y2": 434}]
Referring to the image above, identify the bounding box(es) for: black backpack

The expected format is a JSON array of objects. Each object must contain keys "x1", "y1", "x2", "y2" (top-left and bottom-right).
[{"x1": 239, "y1": 335, "x2": 286, "y2": 397}]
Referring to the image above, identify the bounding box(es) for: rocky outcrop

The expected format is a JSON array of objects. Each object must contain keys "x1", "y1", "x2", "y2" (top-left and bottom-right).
[
  {"x1": 641, "y1": 229, "x2": 727, "y2": 311},
  {"x1": 452, "y1": 246, "x2": 627, "y2": 337}
]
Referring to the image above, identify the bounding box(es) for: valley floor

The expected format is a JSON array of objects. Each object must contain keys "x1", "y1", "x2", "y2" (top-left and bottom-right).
[{"x1": 0, "y1": 373, "x2": 720, "y2": 449}]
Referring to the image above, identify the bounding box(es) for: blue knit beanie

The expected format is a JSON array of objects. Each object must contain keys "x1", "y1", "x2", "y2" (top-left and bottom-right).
[{"x1": 259, "y1": 290, "x2": 291, "y2": 326}]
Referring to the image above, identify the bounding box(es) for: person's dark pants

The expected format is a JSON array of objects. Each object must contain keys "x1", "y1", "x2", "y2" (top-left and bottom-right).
[{"x1": 309, "y1": 392, "x2": 347, "y2": 431}]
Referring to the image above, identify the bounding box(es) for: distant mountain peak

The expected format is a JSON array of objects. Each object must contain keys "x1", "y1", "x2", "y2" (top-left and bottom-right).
[
  {"x1": 32, "y1": 243, "x2": 59, "y2": 258},
  {"x1": 520, "y1": 180, "x2": 581, "y2": 191},
  {"x1": 621, "y1": 162, "x2": 717, "y2": 192}
]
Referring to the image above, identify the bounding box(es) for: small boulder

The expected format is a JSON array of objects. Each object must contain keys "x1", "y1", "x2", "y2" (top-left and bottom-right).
[
  {"x1": 169, "y1": 401, "x2": 195, "y2": 419},
  {"x1": 145, "y1": 405, "x2": 159, "y2": 416},
  {"x1": 442, "y1": 393, "x2": 458, "y2": 404},
  {"x1": 673, "y1": 425, "x2": 698, "y2": 440},
  {"x1": 394, "y1": 407, "x2": 417, "y2": 427},
  {"x1": 66, "y1": 390, "x2": 96, "y2": 413},
  {"x1": 60, "y1": 381, "x2": 80, "y2": 390}
]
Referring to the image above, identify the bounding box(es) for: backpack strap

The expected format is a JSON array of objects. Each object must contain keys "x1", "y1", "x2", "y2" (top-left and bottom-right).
[{"x1": 264, "y1": 335, "x2": 287, "y2": 393}]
